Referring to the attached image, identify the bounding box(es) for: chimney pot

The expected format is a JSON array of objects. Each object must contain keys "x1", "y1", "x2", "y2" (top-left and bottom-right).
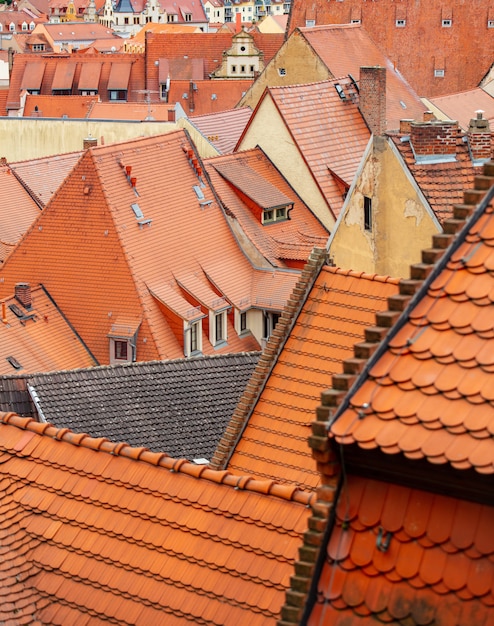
[
  {"x1": 125, "y1": 165, "x2": 132, "y2": 177},
  {"x1": 423, "y1": 110, "x2": 435, "y2": 122},
  {"x1": 131, "y1": 176, "x2": 137, "y2": 187},
  {"x1": 83, "y1": 135, "x2": 97, "y2": 150},
  {"x1": 15, "y1": 283, "x2": 32, "y2": 309}
]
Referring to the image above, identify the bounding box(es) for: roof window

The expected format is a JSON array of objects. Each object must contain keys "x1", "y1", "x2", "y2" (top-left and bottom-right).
[
  {"x1": 6, "y1": 356, "x2": 22, "y2": 370},
  {"x1": 395, "y1": 18, "x2": 406, "y2": 26},
  {"x1": 488, "y1": 19, "x2": 494, "y2": 28},
  {"x1": 442, "y1": 18, "x2": 452, "y2": 27},
  {"x1": 434, "y1": 69, "x2": 445, "y2": 77}
]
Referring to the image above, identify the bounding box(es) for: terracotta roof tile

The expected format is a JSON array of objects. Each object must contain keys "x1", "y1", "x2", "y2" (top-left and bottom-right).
[
  {"x1": 308, "y1": 475, "x2": 494, "y2": 625},
  {"x1": 426, "y1": 88, "x2": 494, "y2": 131},
  {"x1": 0, "y1": 410, "x2": 312, "y2": 623},
  {"x1": 186, "y1": 107, "x2": 253, "y2": 155},
  {"x1": 216, "y1": 262, "x2": 399, "y2": 490}
]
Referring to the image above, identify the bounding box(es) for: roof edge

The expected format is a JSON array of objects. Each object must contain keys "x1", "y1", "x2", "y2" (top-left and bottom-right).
[{"x1": 0, "y1": 411, "x2": 314, "y2": 506}]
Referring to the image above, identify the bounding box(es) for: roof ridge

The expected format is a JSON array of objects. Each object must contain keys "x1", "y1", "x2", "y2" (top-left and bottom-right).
[
  {"x1": 316, "y1": 160, "x2": 494, "y2": 425},
  {"x1": 0, "y1": 411, "x2": 314, "y2": 506},
  {"x1": 209, "y1": 246, "x2": 328, "y2": 471},
  {"x1": 327, "y1": 266, "x2": 400, "y2": 284}
]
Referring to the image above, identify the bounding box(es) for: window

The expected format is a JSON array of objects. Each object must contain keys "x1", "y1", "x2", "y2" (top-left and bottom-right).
[
  {"x1": 33, "y1": 44, "x2": 45, "y2": 51},
  {"x1": 109, "y1": 90, "x2": 127, "y2": 101},
  {"x1": 231, "y1": 65, "x2": 237, "y2": 73},
  {"x1": 124, "y1": 16, "x2": 129, "y2": 24},
  {"x1": 263, "y1": 205, "x2": 289, "y2": 224},
  {"x1": 190, "y1": 321, "x2": 199, "y2": 353},
  {"x1": 278, "y1": 67, "x2": 286, "y2": 76},
  {"x1": 305, "y1": 19, "x2": 315, "y2": 26},
  {"x1": 364, "y1": 196, "x2": 372, "y2": 231},
  {"x1": 185, "y1": 12, "x2": 192, "y2": 20},
  {"x1": 263, "y1": 209, "x2": 274, "y2": 223},
  {"x1": 22, "y1": 22, "x2": 28, "y2": 30},
  {"x1": 250, "y1": 65, "x2": 255, "y2": 73},
  {"x1": 9, "y1": 23, "x2": 15, "y2": 31},
  {"x1": 434, "y1": 69, "x2": 445, "y2": 77},
  {"x1": 114, "y1": 340, "x2": 128, "y2": 360},
  {"x1": 263, "y1": 312, "x2": 280, "y2": 340},
  {"x1": 215, "y1": 312, "x2": 225, "y2": 343},
  {"x1": 134, "y1": 16, "x2": 140, "y2": 23},
  {"x1": 240, "y1": 65, "x2": 246, "y2": 73},
  {"x1": 488, "y1": 19, "x2": 494, "y2": 28},
  {"x1": 395, "y1": 19, "x2": 406, "y2": 26},
  {"x1": 351, "y1": 19, "x2": 361, "y2": 23},
  {"x1": 240, "y1": 311, "x2": 247, "y2": 332},
  {"x1": 442, "y1": 19, "x2": 452, "y2": 27},
  {"x1": 276, "y1": 207, "x2": 287, "y2": 220}
]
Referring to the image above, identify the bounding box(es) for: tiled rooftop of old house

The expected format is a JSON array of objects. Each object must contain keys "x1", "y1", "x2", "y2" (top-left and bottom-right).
[
  {"x1": 0, "y1": 129, "x2": 298, "y2": 364},
  {"x1": 0, "y1": 284, "x2": 97, "y2": 374},
  {"x1": 204, "y1": 147, "x2": 329, "y2": 267},
  {"x1": 9, "y1": 150, "x2": 83, "y2": 207},
  {"x1": 286, "y1": 0, "x2": 494, "y2": 98},
  {"x1": 0, "y1": 411, "x2": 313, "y2": 624},
  {"x1": 388, "y1": 116, "x2": 489, "y2": 224},
  {"x1": 167, "y1": 79, "x2": 254, "y2": 116},
  {"x1": 211, "y1": 249, "x2": 399, "y2": 490},
  {"x1": 425, "y1": 88, "x2": 494, "y2": 131},
  {"x1": 22, "y1": 94, "x2": 99, "y2": 118},
  {"x1": 2, "y1": 352, "x2": 260, "y2": 460},
  {"x1": 280, "y1": 162, "x2": 494, "y2": 625},
  {"x1": 0, "y1": 162, "x2": 41, "y2": 262},
  {"x1": 239, "y1": 77, "x2": 372, "y2": 220},
  {"x1": 185, "y1": 107, "x2": 253, "y2": 155}
]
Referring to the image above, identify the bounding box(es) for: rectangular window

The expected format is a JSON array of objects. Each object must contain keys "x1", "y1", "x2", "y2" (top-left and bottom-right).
[
  {"x1": 185, "y1": 13, "x2": 192, "y2": 20},
  {"x1": 434, "y1": 69, "x2": 445, "y2": 77},
  {"x1": 395, "y1": 19, "x2": 405, "y2": 26},
  {"x1": 240, "y1": 65, "x2": 246, "y2": 73},
  {"x1": 231, "y1": 65, "x2": 237, "y2": 73},
  {"x1": 278, "y1": 68, "x2": 286, "y2": 76},
  {"x1": 190, "y1": 322, "x2": 200, "y2": 353},
  {"x1": 305, "y1": 19, "x2": 315, "y2": 26},
  {"x1": 240, "y1": 311, "x2": 247, "y2": 332},
  {"x1": 109, "y1": 90, "x2": 127, "y2": 101},
  {"x1": 442, "y1": 19, "x2": 452, "y2": 27},
  {"x1": 215, "y1": 312, "x2": 224, "y2": 343},
  {"x1": 351, "y1": 19, "x2": 361, "y2": 23},
  {"x1": 263, "y1": 209, "x2": 274, "y2": 223},
  {"x1": 488, "y1": 19, "x2": 494, "y2": 27},
  {"x1": 124, "y1": 16, "x2": 129, "y2": 24},
  {"x1": 364, "y1": 196, "x2": 372, "y2": 231},
  {"x1": 114, "y1": 340, "x2": 128, "y2": 360},
  {"x1": 276, "y1": 207, "x2": 287, "y2": 219}
]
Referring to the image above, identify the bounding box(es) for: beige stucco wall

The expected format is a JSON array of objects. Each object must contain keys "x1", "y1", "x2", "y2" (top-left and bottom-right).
[
  {"x1": 0, "y1": 119, "x2": 178, "y2": 162},
  {"x1": 237, "y1": 95, "x2": 335, "y2": 230},
  {"x1": 238, "y1": 32, "x2": 330, "y2": 110},
  {"x1": 330, "y1": 136, "x2": 441, "y2": 279},
  {"x1": 177, "y1": 118, "x2": 221, "y2": 158}
]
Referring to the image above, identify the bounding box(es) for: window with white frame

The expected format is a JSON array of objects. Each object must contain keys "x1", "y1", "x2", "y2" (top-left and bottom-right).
[
  {"x1": 262, "y1": 206, "x2": 288, "y2": 224},
  {"x1": 214, "y1": 311, "x2": 226, "y2": 345},
  {"x1": 434, "y1": 69, "x2": 445, "y2": 77},
  {"x1": 442, "y1": 18, "x2": 452, "y2": 27},
  {"x1": 263, "y1": 311, "x2": 280, "y2": 340},
  {"x1": 396, "y1": 18, "x2": 406, "y2": 26},
  {"x1": 488, "y1": 19, "x2": 494, "y2": 27},
  {"x1": 188, "y1": 320, "x2": 201, "y2": 355}
]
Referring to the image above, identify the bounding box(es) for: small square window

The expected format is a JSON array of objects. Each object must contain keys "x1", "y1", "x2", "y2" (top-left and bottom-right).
[
  {"x1": 263, "y1": 209, "x2": 274, "y2": 223},
  {"x1": 434, "y1": 69, "x2": 445, "y2": 77},
  {"x1": 442, "y1": 18, "x2": 452, "y2": 27},
  {"x1": 488, "y1": 19, "x2": 494, "y2": 28},
  {"x1": 278, "y1": 67, "x2": 286, "y2": 76},
  {"x1": 305, "y1": 19, "x2": 315, "y2": 26},
  {"x1": 395, "y1": 19, "x2": 406, "y2": 27},
  {"x1": 114, "y1": 340, "x2": 128, "y2": 360}
]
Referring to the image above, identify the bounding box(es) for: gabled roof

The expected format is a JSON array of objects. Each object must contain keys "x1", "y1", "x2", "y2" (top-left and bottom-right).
[
  {"x1": 9, "y1": 150, "x2": 83, "y2": 207},
  {"x1": 298, "y1": 24, "x2": 426, "y2": 131},
  {"x1": 388, "y1": 126, "x2": 477, "y2": 224},
  {"x1": 0, "y1": 130, "x2": 296, "y2": 363},
  {"x1": 2, "y1": 352, "x2": 260, "y2": 460},
  {"x1": 184, "y1": 107, "x2": 252, "y2": 154},
  {"x1": 204, "y1": 147, "x2": 329, "y2": 266},
  {"x1": 212, "y1": 249, "x2": 399, "y2": 489},
  {"x1": 239, "y1": 77, "x2": 371, "y2": 219},
  {"x1": 0, "y1": 285, "x2": 97, "y2": 374},
  {"x1": 286, "y1": 0, "x2": 494, "y2": 97},
  {"x1": 0, "y1": 411, "x2": 313, "y2": 624},
  {"x1": 0, "y1": 163, "x2": 41, "y2": 261},
  {"x1": 280, "y1": 162, "x2": 494, "y2": 624}
]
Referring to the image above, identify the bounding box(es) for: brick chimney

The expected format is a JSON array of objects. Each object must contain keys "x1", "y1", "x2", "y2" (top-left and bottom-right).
[
  {"x1": 359, "y1": 66, "x2": 386, "y2": 136},
  {"x1": 168, "y1": 107, "x2": 176, "y2": 122},
  {"x1": 15, "y1": 283, "x2": 32, "y2": 309},
  {"x1": 467, "y1": 110, "x2": 492, "y2": 162},
  {"x1": 83, "y1": 135, "x2": 97, "y2": 150},
  {"x1": 409, "y1": 119, "x2": 459, "y2": 160}
]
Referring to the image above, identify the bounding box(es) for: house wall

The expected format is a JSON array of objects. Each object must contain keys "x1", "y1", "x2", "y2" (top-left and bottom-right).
[
  {"x1": 330, "y1": 136, "x2": 440, "y2": 278},
  {"x1": 0, "y1": 119, "x2": 178, "y2": 161},
  {"x1": 238, "y1": 31, "x2": 330, "y2": 110},
  {"x1": 238, "y1": 96, "x2": 336, "y2": 230}
]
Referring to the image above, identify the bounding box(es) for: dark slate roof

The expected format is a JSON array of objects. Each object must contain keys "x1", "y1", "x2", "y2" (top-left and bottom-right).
[{"x1": 4, "y1": 353, "x2": 260, "y2": 461}]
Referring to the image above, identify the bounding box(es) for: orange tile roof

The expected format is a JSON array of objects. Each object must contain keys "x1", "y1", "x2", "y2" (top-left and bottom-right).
[
  {"x1": 308, "y1": 475, "x2": 494, "y2": 625},
  {"x1": 187, "y1": 107, "x2": 253, "y2": 154},
  {"x1": 10, "y1": 150, "x2": 83, "y2": 207},
  {"x1": 243, "y1": 77, "x2": 371, "y2": 219},
  {"x1": 0, "y1": 163, "x2": 41, "y2": 261},
  {"x1": 168, "y1": 79, "x2": 254, "y2": 116},
  {"x1": 388, "y1": 127, "x2": 478, "y2": 224},
  {"x1": 0, "y1": 285, "x2": 97, "y2": 373},
  {"x1": 204, "y1": 147, "x2": 329, "y2": 266},
  {"x1": 213, "y1": 255, "x2": 399, "y2": 490},
  {"x1": 287, "y1": 0, "x2": 494, "y2": 98},
  {"x1": 427, "y1": 88, "x2": 494, "y2": 131},
  {"x1": 329, "y1": 179, "x2": 494, "y2": 474},
  {"x1": 87, "y1": 101, "x2": 175, "y2": 120},
  {"x1": 0, "y1": 410, "x2": 313, "y2": 624},
  {"x1": 298, "y1": 25, "x2": 426, "y2": 131},
  {"x1": 22, "y1": 93, "x2": 98, "y2": 118},
  {"x1": 0, "y1": 130, "x2": 297, "y2": 363}
]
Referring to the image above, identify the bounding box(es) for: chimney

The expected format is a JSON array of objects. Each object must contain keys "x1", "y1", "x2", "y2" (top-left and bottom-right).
[
  {"x1": 15, "y1": 283, "x2": 32, "y2": 309},
  {"x1": 168, "y1": 108, "x2": 175, "y2": 122},
  {"x1": 236, "y1": 11, "x2": 242, "y2": 33},
  {"x1": 399, "y1": 119, "x2": 414, "y2": 134},
  {"x1": 189, "y1": 80, "x2": 195, "y2": 113},
  {"x1": 467, "y1": 110, "x2": 492, "y2": 162},
  {"x1": 83, "y1": 135, "x2": 97, "y2": 150},
  {"x1": 410, "y1": 119, "x2": 459, "y2": 160},
  {"x1": 423, "y1": 110, "x2": 435, "y2": 122},
  {"x1": 359, "y1": 66, "x2": 387, "y2": 136}
]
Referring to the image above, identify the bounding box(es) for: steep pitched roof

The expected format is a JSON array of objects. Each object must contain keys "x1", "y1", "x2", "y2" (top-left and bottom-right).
[
  {"x1": 0, "y1": 163, "x2": 41, "y2": 261},
  {"x1": 240, "y1": 77, "x2": 371, "y2": 219},
  {"x1": 0, "y1": 285, "x2": 97, "y2": 374},
  {"x1": 183, "y1": 107, "x2": 252, "y2": 154},
  {"x1": 204, "y1": 147, "x2": 329, "y2": 266},
  {"x1": 212, "y1": 250, "x2": 399, "y2": 490},
  {"x1": 299, "y1": 24, "x2": 426, "y2": 131},
  {"x1": 10, "y1": 150, "x2": 83, "y2": 207},
  {"x1": 9, "y1": 352, "x2": 260, "y2": 460},
  {"x1": 0, "y1": 411, "x2": 313, "y2": 624},
  {"x1": 425, "y1": 88, "x2": 494, "y2": 131},
  {"x1": 0, "y1": 130, "x2": 296, "y2": 363},
  {"x1": 280, "y1": 162, "x2": 494, "y2": 625},
  {"x1": 286, "y1": 0, "x2": 494, "y2": 98}
]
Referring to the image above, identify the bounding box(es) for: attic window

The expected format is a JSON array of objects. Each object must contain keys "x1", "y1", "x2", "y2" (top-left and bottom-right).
[
  {"x1": 434, "y1": 69, "x2": 445, "y2": 77},
  {"x1": 185, "y1": 12, "x2": 192, "y2": 20},
  {"x1": 351, "y1": 19, "x2": 361, "y2": 23},
  {"x1": 262, "y1": 206, "x2": 288, "y2": 224},
  {"x1": 278, "y1": 68, "x2": 286, "y2": 76},
  {"x1": 364, "y1": 196, "x2": 372, "y2": 231},
  {"x1": 305, "y1": 19, "x2": 315, "y2": 26},
  {"x1": 442, "y1": 18, "x2": 452, "y2": 27},
  {"x1": 488, "y1": 19, "x2": 494, "y2": 27},
  {"x1": 193, "y1": 185, "x2": 205, "y2": 200},
  {"x1": 131, "y1": 203, "x2": 144, "y2": 218},
  {"x1": 395, "y1": 18, "x2": 406, "y2": 26},
  {"x1": 6, "y1": 356, "x2": 22, "y2": 370}
]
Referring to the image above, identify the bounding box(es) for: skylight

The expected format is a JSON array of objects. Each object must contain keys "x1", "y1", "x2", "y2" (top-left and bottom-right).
[{"x1": 131, "y1": 203, "x2": 143, "y2": 219}]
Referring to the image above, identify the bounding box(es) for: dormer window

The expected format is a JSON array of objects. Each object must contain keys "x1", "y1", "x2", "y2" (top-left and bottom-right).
[
  {"x1": 9, "y1": 22, "x2": 15, "y2": 31},
  {"x1": 184, "y1": 12, "x2": 192, "y2": 21},
  {"x1": 442, "y1": 18, "x2": 452, "y2": 27},
  {"x1": 213, "y1": 311, "x2": 227, "y2": 346},
  {"x1": 22, "y1": 22, "x2": 28, "y2": 31},
  {"x1": 262, "y1": 205, "x2": 289, "y2": 224},
  {"x1": 396, "y1": 19, "x2": 406, "y2": 26},
  {"x1": 189, "y1": 320, "x2": 201, "y2": 354}
]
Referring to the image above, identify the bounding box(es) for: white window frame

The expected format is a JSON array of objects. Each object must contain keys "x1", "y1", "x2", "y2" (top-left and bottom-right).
[
  {"x1": 395, "y1": 19, "x2": 406, "y2": 27},
  {"x1": 434, "y1": 69, "x2": 445, "y2": 77},
  {"x1": 442, "y1": 18, "x2": 452, "y2": 27},
  {"x1": 213, "y1": 311, "x2": 227, "y2": 346}
]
